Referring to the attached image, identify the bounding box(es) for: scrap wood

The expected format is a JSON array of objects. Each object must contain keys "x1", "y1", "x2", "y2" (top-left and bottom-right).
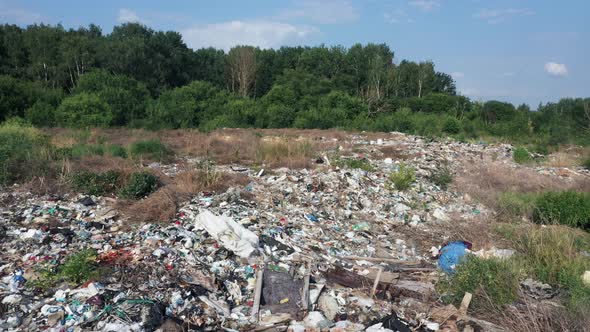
[
  {"x1": 370, "y1": 267, "x2": 383, "y2": 297},
  {"x1": 251, "y1": 269, "x2": 264, "y2": 321},
  {"x1": 459, "y1": 292, "x2": 472, "y2": 317},
  {"x1": 301, "y1": 262, "x2": 311, "y2": 311}
]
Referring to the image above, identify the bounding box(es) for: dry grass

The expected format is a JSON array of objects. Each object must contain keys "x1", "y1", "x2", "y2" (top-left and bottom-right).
[
  {"x1": 542, "y1": 146, "x2": 589, "y2": 168},
  {"x1": 43, "y1": 128, "x2": 349, "y2": 168},
  {"x1": 255, "y1": 137, "x2": 315, "y2": 168},
  {"x1": 454, "y1": 160, "x2": 590, "y2": 211},
  {"x1": 480, "y1": 293, "x2": 590, "y2": 332},
  {"x1": 120, "y1": 165, "x2": 249, "y2": 224}
]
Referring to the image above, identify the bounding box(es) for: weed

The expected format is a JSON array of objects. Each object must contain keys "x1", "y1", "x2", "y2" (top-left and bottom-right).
[
  {"x1": 387, "y1": 163, "x2": 416, "y2": 191},
  {"x1": 533, "y1": 191, "x2": 590, "y2": 230},
  {"x1": 0, "y1": 121, "x2": 50, "y2": 184},
  {"x1": 334, "y1": 157, "x2": 374, "y2": 172},
  {"x1": 196, "y1": 159, "x2": 221, "y2": 188},
  {"x1": 497, "y1": 192, "x2": 538, "y2": 219},
  {"x1": 513, "y1": 147, "x2": 531, "y2": 164},
  {"x1": 255, "y1": 139, "x2": 314, "y2": 168},
  {"x1": 27, "y1": 264, "x2": 59, "y2": 292},
  {"x1": 119, "y1": 172, "x2": 159, "y2": 199},
  {"x1": 430, "y1": 164, "x2": 453, "y2": 189},
  {"x1": 438, "y1": 256, "x2": 520, "y2": 309},
  {"x1": 59, "y1": 249, "x2": 99, "y2": 284},
  {"x1": 106, "y1": 144, "x2": 127, "y2": 158},
  {"x1": 71, "y1": 170, "x2": 122, "y2": 196},
  {"x1": 71, "y1": 144, "x2": 105, "y2": 158},
  {"x1": 129, "y1": 139, "x2": 171, "y2": 161},
  {"x1": 508, "y1": 226, "x2": 590, "y2": 313}
]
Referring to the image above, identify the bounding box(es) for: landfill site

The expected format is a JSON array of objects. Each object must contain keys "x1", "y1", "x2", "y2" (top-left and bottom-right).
[{"x1": 1, "y1": 129, "x2": 589, "y2": 332}]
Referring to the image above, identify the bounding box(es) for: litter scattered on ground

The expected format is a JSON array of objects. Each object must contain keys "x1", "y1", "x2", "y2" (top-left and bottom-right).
[{"x1": 1, "y1": 132, "x2": 586, "y2": 331}]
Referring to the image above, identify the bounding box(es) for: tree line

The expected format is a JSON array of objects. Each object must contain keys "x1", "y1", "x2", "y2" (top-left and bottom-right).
[{"x1": 0, "y1": 23, "x2": 588, "y2": 146}]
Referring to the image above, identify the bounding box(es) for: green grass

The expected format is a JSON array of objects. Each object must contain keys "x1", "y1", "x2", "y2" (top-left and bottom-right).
[
  {"x1": 71, "y1": 170, "x2": 122, "y2": 196},
  {"x1": 438, "y1": 256, "x2": 520, "y2": 309},
  {"x1": 513, "y1": 146, "x2": 532, "y2": 164},
  {"x1": 497, "y1": 192, "x2": 538, "y2": 219},
  {"x1": 583, "y1": 157, "x2": 590, "y2": 170},
  {"x1": 508, "y1": 226, "x2": 590, "y2": 314},
  {"x1": 0, "y1": 121, "x2": 50, "y2": 184},
  {"x1": 70, "y1": 143, "x2": 105, "y2": 157},
  {"x1": 533, "y1": 191, "x2": 590, "y2": 230},
  {"x1": 387, "y1": 163, "x2": 416, "y2": 191},
  {"x1": 29, "y1": 249, "x2": 100, "y2": 290},
  {"x1": 106, "y1": 144, "x2": 128, "y2": 158},
  {"x1": 334, "y1": 157, "x2": 375, "y2": 172},
  {"x1": 119, "y1": 171, "x2": 159, "y2": 199},
  {"x1": 430, "y1": 165, "x2": 453, "y2": 190},
  {"x1": 59, "y1": 249, "x2": 100, "y2": 284},
  {"x1": 129, "y1": 139, "x2": 171, "y2": 161},
  {"x1": 440, "y1": 225, "x2": 590, "y2": 315}
]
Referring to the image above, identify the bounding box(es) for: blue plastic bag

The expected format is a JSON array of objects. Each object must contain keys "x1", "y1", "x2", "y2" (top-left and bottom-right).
[{"x1": 438, "y1": 241, "x2": 470, "y2": 274}]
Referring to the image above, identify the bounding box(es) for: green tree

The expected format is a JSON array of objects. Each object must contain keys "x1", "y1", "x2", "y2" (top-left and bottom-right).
[
  {"x1": 74, "y1": 70, "x2": 149, "y2": 125},
  {"x1": 55, "y1": 92, "x2": 113, "y2": 127}
]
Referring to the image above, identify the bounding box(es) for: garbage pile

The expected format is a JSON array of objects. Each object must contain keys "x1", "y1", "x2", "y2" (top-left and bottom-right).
[{"x1": 1, "y1": 133, "x2": 575, "y2": 331}]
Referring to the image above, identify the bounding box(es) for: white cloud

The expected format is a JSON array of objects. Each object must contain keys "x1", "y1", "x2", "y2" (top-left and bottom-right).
[
  {"x1": 544, "y1": 62, "x2": 568, "y2": 77},
  {"x1": 277, "y1": 0, "x2": 358, "y2": 24},
  {"x1": 118, "y1": 8, "x2": 141, "y2": 23},
  {"x1": 409, "y1": 0, "x2": 440, "y2": 12},
  {"x1": 0, "y1": 4, "x2": 42, "y2": 24},
  {"x1": 384, "y1": 9, "x2": 414, "y2": 24},
  {"x1": 181, "y1": 20, "x2": 319, "y2": 51},
  {"x1": 502, "y1": 72, "x2": 515, "y2": 77},
  {"x1": 451, "y1": 71, "x2": 465, "y2": 79},
  {"x1": 474, "y1": 8, "x2": 535, "y2": 24}
]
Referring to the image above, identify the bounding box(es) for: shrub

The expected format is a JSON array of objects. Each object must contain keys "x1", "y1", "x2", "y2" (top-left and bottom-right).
[
  {"x1": 443, "y1": 117, "x2": 461, "y2": 134},
  {"x1": 387, "y1": 163, "x2": 416, "y2": 191},
  {"x1": 334, "y1": 157, "x2": 374, "y2": 172},
  {"x1": 439, "y1": 256, "x2": 520, "y2": 309},
  {"x1": 513, "y1": 147, "x2": 531, "y2": 164},
  {"x1": 430, "y1": 165, "x2": 453, "y2": 189},
  {"x1": 71, "y1": 170, "x2": 122, "y2": 196},
  {"x1": 0, "y1": 121, "x2": 49, "y2": 184},
  {"x1": 74, "y1": 70, "x2": 150, "y2": 126},
  {"x1": 59, "y1": 249, "x2": 99, "y2": 284},
  {"x1": 55, "y1": 92, "x2": 113, "y2": 128},
  {"x1": 24, "y1": 101, "x2": 55, "y2": 127},
  {"x1": 119, "y1": 172, "x2": 159, "y2": 199},
  {"x1": 106, "y1": 144, "x2": 128, "y2": 158},
  {"x1": 508, "y1": 226, "x2": 590, "y2": 313},
  {"x1": 497, "y1": 192, "x2": 538, "y2": 219},
  {"x1": 70, "y1": 144, "x2": 105, "y2": 158},
  {"x1": 533, "y1": 191, "x2": 590, "y2": 230},
  {"x1": 129, "y1": 139, "x2": 171, "y2": 161}
]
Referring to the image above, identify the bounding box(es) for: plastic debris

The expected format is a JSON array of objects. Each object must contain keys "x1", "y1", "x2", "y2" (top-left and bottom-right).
[
  {"x1": 194, "y1": 209, "x2": 259, "y2": 258},
  {"x1": 438, "y1": 241, "x2": 472, "y2": 274}
]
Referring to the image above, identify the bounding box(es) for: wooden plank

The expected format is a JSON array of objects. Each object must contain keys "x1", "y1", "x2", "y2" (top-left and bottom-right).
[{"x1": 251, "y1": 268, "x2": 264, "y2": 321}]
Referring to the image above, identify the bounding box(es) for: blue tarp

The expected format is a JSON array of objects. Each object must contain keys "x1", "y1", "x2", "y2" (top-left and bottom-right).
[{"x1": 438, "y1": 241, "x2": 470, "y2": 274}]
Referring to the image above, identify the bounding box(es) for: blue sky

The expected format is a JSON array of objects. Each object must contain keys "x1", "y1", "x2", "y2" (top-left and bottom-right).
[{"x1": 1, "y1": 0, "x2": 588, "y2": 106}]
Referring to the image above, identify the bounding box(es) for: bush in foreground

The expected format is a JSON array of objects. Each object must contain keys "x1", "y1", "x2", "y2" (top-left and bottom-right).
[
  {"x1": 439, "y1": 256, "x2": 520, "y2": 309},
  {"x1": 533, "y1": 191, "x2": 590, "y2": 230},
  {"x1": 0, "y1": 121, "x2": 49, "y2": 184},
  {"x1": 71, "y1": 170, "x2": 122, "y2": 196},
  {"x1": 129, "y1": 139, "x2": 171, "y2": 161},
  {"x1": 119, "y1": 172, "x2": 159, "y2": 199},
  {"x1": 513, "y1": 147, "x2": 531, "y2": 164},
  {"x1": 387, "y1": 163, "x2": 416, "y2": 191}
]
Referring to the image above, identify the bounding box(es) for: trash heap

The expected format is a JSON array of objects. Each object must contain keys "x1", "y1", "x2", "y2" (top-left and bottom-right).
[{"x1": 1, "y1": 133, "x2": 581, "y2": 331}]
